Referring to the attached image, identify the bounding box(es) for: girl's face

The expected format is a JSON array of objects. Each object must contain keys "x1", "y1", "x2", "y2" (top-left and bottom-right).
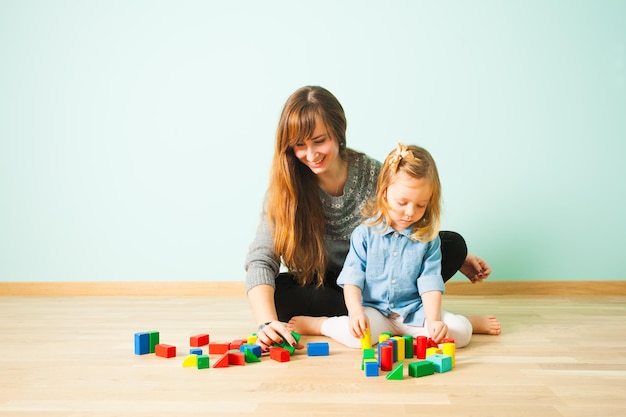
[
  {"x1": 292, "y1": 117, "x2": 341, "y2": 175},
  {"x1": 385, "y1": 172, "x2": 432, "y2": 232}
]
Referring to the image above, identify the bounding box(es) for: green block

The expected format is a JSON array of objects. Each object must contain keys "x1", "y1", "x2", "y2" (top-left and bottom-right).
[
  {"x1": 197, "y1": 355, "x2": 210, "y2": 369},
  {"x1": 386, "y1": 362, "x2": 404, "y2": 380},
  {"x1": 403, "y1": 335, "x2": 414, "y2": 359},
  {"x1": 362, "y1": 348, "x2": 376, "y2": 370},
  {"x1": 273, "y1": 331, "x2": 301, "y2": 356},
  {"x1": 408, "y1": 360, "x2": 435, "y2": 377},
  {"x1": 148, "y1": 331, "x2": 159, "y2": 353},
  {"x1": 244, "y1": 348, "x2": 261, "y2": 363}
]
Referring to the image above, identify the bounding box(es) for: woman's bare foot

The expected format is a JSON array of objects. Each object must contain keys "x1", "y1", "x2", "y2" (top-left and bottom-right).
[
  {"x1": 287, "y1": 316, "x2": 328, "y2": 336},
  {"x1": 467, "y1": 315, "x2": 502, "y2": 335}
]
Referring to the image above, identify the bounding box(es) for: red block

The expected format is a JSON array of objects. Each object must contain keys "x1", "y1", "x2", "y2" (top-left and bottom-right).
[
  {"x1": 229, "y1": 339, "x2": 246, "y2": 351},
  {"x1": 209, "y1": 342, "x2": 230, "y2": 354},
  {"x1": 228, "y1": 351, "x2": 246, "y2": 366},
  {"x1": 190, "y1": 334, "x2": 209, "y2": 347},
  {"x1": 415, "y1": 336, "x2": 428, "y2": 359},
  {"x1": 379, "y1": 344, "x2": 393, "y2": 371},
  {"x1": 269, "y1": 347, "x2": 290, "y2": 362},
  {"x1": 155, "y1": 344, "x2": 176, "y2": 358},
  {"x1": 213, "y1": 352, "x2": 229, "y2": 368}
]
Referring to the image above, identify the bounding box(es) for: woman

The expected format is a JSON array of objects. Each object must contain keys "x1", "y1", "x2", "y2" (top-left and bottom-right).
[{"x1": 245, "y1": 86, "x2": 500, "y2": 351}]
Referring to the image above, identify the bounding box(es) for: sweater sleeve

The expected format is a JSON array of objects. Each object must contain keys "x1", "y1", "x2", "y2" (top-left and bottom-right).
[{"x1": 244, "y1": 211, "x2": 281, "y2": 292}]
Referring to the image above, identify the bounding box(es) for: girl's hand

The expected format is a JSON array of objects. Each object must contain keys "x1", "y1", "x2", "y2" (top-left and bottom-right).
[
  {"x1": 255, "y1": 321, "x2": 302, "y2": 352},
  {"x1": 429, "y1": 321, "x2": 448, "y2": 344},
  {"x1": 349, "y1": 310, "x2": 369, "y2": 339}
]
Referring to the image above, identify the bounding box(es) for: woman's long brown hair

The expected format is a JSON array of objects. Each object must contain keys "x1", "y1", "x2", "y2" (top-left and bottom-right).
[{"x1": 266, "y1": 86, "x2": 348, "y2": 287}]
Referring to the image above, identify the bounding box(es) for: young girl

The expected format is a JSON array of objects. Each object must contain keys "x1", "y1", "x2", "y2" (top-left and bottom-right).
[{"x1": 289, "y1": 143, "x2": 473, "y2": 348}]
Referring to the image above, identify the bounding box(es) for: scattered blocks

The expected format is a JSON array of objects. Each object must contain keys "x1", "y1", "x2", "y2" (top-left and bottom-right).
[
  {"x1": 190, "y1": 334, "x2": 209, "y2": 347},
  {"x1": 155, "y1": 344, "x2": 176, "y2": 358},
  {"x1": 228, "y1": 350, "x2": 246, "y2": 366},
  {"x1": 364, "y1": 359, "x2": 379, "y2": 377},
  {"x1": 134, "y1": 332, "x2": 150, "y2": 355},
  {"x1": 197, "y1": 355, "x2": 210, "y2": 369},
  {"x1": 148, "y1": 331, "x2": 160, "y2": 354},
  {"x1": 243, "y1": 348, "x2": 262, "y2": 363},
  {"x1": 408, "y1": 360, "x2": 434, "y2": 378},
  {"x1": 386, "y1": 362, "x2": 404, "y2": 380},
  {"x1": 307, "y1": 342, "x2": 330, "y2": 356},
  {"x1": 427, "y1": 353, "x2": 453, "y2": 373},
  {"x1": 269, "y1": 347, "x2": 290, "y2": 362},
  {"x1": 240, "y1": 344, "x2": 261, "y2": 358},
  {"x1": 212, "y1": 352, "x2": 230, "y2": 368},
  {"x1": 182, "y1": 354, "x2": 198, "y2": 367},
  {"x1": 209, "y1": 342, "x2": 230, "y2": 354},
  {"x1": 189, "y1": 348, "x2": 203, "y2": 355},
  {"x1": 362, "y1": 348, "x2": 375, "y2": 370}
]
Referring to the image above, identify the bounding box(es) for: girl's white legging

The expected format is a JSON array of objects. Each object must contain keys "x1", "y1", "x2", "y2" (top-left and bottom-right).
[{"x1": 320, "y1": 307, "x2": 473, "y2": 349}]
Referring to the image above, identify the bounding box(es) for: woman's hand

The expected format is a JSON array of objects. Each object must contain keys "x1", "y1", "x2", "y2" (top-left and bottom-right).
[
  {"x1": 460, "y1": 254, "x2": 492, "y2": 283},
  {"x1": 428, "y1": 320, "x2": 448, "y2": 344},
  {"x1": 255, "y1": 320, "x2": 302, "y2": 352}
]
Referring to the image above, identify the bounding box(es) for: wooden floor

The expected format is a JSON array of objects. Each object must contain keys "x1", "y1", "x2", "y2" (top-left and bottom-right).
[{"x1": 1, "y1": 295, "x2": 625, "y2": 417}]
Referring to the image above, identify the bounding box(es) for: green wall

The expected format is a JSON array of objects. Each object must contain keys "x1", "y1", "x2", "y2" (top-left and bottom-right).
[{"x1": 1, "y1": 1, "x2": 624, "y2": 282}]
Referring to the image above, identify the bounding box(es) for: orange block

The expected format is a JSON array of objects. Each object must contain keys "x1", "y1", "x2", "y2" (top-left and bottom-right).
[
  {"x1": 269, "y1": 347, "x2": 290, "y2": 362},
  {"x1": 190, "y1": 334, "x2": 209, "y2": 347},
  {"x1": 155, "y1": 344, "x2": 176, "y2": 358}
]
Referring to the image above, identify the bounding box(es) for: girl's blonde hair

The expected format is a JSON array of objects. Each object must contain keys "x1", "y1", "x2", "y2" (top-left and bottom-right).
[
  {"x1": 363, "y1": 143, "x2": 441, "y2": 242},
  {"x1": 266, "y1": 86, "x2": 349, "y2": 287}
]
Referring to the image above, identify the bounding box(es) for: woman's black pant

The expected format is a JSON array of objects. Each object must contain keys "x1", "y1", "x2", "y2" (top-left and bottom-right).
[{"x1": 274, "y1": 231, "x2": 468, "y2": 322}]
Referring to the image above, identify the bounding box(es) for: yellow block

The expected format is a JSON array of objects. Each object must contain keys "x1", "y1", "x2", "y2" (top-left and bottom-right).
[
  {"x1": 392, "y1": 336, "x2": 405, "y2": 361},
  {"x1": 182, "y1": 354, "x2": 198, "y2": 367},
  {"x1": 360, "y1": 328, "x2": 372, "y2": 350},
  {"x1": 425, "y1": 347, "x2": 442, "y2": 357},
  {"x1": 441, "y1": 342, "x2": 456, "y2": 368}
]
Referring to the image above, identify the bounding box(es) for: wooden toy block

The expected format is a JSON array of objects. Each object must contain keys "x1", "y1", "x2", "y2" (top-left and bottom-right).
[
  {"x1": 408, "y1": 360, "x2": 434, "y2": 378},
  {"x1": 427, "y1": 353, "x2": 453, "y2": 373},
  {"x1": 360, "y1": 327, "x2": 372, "y2": 349},
  {"x1": 182, "y1": 354, "x2": 198, "y2": 367},
  {"x1": 148, "y1": 331, "x2": 160, "y2": 354},
  {"x1": 134, "y1": 332, "x2": 150, "y2": 355},
  {"x1": 378, "y1": 333, "x2": 390, "y2": 344},
  {"x1": 386, "y1": 337, "x2": 397, "y2": 362},
  {"x1": 402, "y1": 335, "x2": 414, "y2": 359},
  {"x1": 307, "y1": 342, "x2": 330, "y2": 356},
  {"x1": 442, "y1": 337, "x2": 455, "y2": 344},
  {"x1": 155, "y1": 344, "x2": 176, "y2": 358},
  {"x1": 441, "y1": 342, "x2": 456, "y2": 368},
  {"x1": 272, "y1": 331, "x2": 301, "y2": 356},
  {"x1": 386, "y1": 362, "x2": 404, "y2": 380},
  {"x1": 427, "y1": 338, "x2": 438, "y2": 348},
  {"x1": 209, "y1": 342, "x2": 230, "y2": 354},
  {"x1": 392, "y1": 336, "x2": 405, "y2": 361},
  {"x1": 364, "y1": 359, "x2": 379, "y2": 377},
  {"x1": 247, "y1": 335, "x2": 258, "y2": 344},
  {"x1": 379, "y1": 343, "x2": 393, "y2": 371},
  {"x1": 269, "y1": 347, "x2": 290, "y2": 362},
  {"x1": 228, "y1": 351, "x2": 246, "y2": 366},
  {"x1": 189, "y1": 348, "x2": 203, "y2": 355},
  {"x1": 229, "y1": 339, "x2": 247, "y2": 351},
  {"x1": 426, "y1": 347, "x2": 442, "y2": 357},
  {"x1": 190, "y1": 334, "x2": 209, "y2": 347},
  {"x1": 212, "y1": 352, "x2": 230, "y2": 368},
  {"x1": 240, "y1": 344, "x2": 262, "y2": 358},
  {"x1": 196, "y1": 354, "x2": 210, "y2": 369},
  {"x1": 415, "y1": 336, "x2": 427, "y2": 359},
  {"x1": 243, "y1": 348, "x2": 261, "y2": 363},
  {"x1": 361, "y1": 348, "x2": 375, "y2": 370}
]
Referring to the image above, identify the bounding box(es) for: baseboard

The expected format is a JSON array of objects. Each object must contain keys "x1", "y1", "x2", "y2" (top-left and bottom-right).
[{"x1": 1, "y1": 281, "x2": 626, "y2": 296}]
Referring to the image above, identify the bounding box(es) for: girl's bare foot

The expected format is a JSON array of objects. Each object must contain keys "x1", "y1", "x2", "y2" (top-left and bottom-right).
[
  {"x1": 287, "y1": 316, "x2": 328, "y2": 336},
  {"x1": 467, "y1": 315, "x2": 502, "y2": 335}
]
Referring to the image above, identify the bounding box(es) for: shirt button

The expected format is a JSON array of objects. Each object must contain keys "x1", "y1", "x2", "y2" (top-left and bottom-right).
[
  {"x1": 392, "y1": 280, "x2": 396, "y2": 284},
  {"x1": 392, "y1": 252, "x2": 397, "y2": 256},
  {"x1": 390, "y1": 303, "x2": 394, "y2": 308}
]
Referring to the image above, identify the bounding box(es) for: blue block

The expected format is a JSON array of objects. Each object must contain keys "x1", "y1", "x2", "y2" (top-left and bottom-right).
[
  {"x1": 364, "y1": 360, "x2": 379, "y2": 377},
  {"x1": 189, "y1": 348, "x2": 203, "y2": 355},
  {"x1": 240, "y1": 343, "x2": 262, "y2": 358},
  {"x1": 134, "y1": 332, "x2": 150, "y2": 355},
  {"x1": 307, "y1": 342, "x2": 330, "y2": 356}
]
